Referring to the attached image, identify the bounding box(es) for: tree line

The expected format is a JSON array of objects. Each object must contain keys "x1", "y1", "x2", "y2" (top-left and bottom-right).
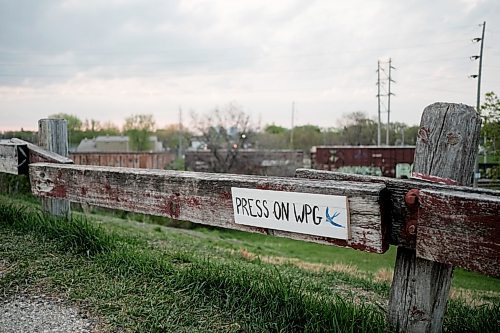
[
  {"x1": 0, "y1": 110, "x2": 420, "y2": 152},
  {"x1": 1, "y1": 92, "x2": 498, "y2": 174}
]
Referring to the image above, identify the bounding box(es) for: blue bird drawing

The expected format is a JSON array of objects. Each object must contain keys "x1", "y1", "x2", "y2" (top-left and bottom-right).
[{"x1": 325, "y1": 208, "x2": 343, "y2": 228}]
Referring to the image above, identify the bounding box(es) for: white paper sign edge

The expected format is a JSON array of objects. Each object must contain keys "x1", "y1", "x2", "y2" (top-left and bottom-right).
[{"x1": 231, "y1": 187, "x2": 350, "y2": 240}]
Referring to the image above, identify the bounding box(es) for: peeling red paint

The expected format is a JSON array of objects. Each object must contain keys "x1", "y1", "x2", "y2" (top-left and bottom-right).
[
  {"x1": 51, "y1": 184, "x2": 67, "y2": 198},
  {"x1": 184, "y1": 196, "x2": 201, "y2": 207},
  {"x1": 29, "y1": 163, "x2": 388, "y2": 255},
  {"x1": 411, "y1": 172, "x2": 458, "y2": 186},
  {"x1": 416, "y1": 189, "x2": 499, "y2": 277},
  {"x1": 313, "y1": 236, "x2": 381, "y2": 253},
  {"x1": 162, "y1": 195, "x2": 181, "y2": 218},
  {"x1": 219, "y1": 191, "x2": 231, "y2": 200}
]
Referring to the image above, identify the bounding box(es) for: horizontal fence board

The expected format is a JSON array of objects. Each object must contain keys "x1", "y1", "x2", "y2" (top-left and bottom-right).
[
  {"x1": 30, "y1": 163, "x2": 388, "y2": 253},
  {"x1": 416, "y1": 189, "x2": 500, "y2": 277},
  {"x1": 10, "y1": 138, "x2": 73, "y2": 165},
  {"x1": 295, "y1": 168, "x2": 499, "y2": 249},
  {"x1": 296, "y1": 168, "x2": 500, "y2": 277},
  {"x1": 0, "y1": 142, "x2": 21, "y2": 175}
]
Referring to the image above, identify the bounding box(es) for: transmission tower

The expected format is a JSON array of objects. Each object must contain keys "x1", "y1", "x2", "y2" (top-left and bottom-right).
[
  {"x1": 376, "y1": 59, "x2": 396, "y2": 146},
  {"x1": 376, "y1": 61, "x2": 381, "y2": 146},
  {"x1": 387, "y1": 58, "x2": 396, "y2": 146}
]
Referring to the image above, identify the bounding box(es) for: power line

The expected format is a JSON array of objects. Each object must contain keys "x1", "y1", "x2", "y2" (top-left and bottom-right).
[{"x1": 0, "y1": 39, "x2": 470, "y2": 66}]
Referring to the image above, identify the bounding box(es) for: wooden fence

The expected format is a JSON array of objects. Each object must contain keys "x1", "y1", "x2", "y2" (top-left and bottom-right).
[
  {"x1": 185, "y1": 149, "x2": 304, "y2": 176},
  {"x1": 1, "y1": 103, "x2": 499, "y2": 333},
  {"x1": 70, "y1": 152, "x2": 176, "y2": 170}
]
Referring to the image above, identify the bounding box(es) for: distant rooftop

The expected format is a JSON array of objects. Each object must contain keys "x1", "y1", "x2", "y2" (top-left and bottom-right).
[{"x1": 95, "y1": 135, "x2": 129, "y2": 142}]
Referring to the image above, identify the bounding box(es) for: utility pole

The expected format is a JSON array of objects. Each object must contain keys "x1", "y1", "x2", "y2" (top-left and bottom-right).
[
  {"x1": 290, "y1": 101, "x2": 295, "y2": 149},
  {"x1": 377, "y1": 61, "x2": 381, "y2": 146},
  {"x1": 474, "y1": 22, "x2": 486, "y2": 113},
  {"x1": 376, "y1": 58, "x2": 395, "y2": 146},
  {"x1": 387, "y1": 58, "x2": 395, "y2": 146},
  {"x1": 178, "y1": 107, "x2": 183, "y2": 159},
  {"x1": 471, "y1": 21, "x2": 486, "y2": 187}
]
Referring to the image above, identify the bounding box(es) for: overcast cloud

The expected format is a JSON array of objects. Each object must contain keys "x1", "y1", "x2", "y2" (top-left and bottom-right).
[{"x1": 0, "y1": 0, "x2": 499, "y2": 131}]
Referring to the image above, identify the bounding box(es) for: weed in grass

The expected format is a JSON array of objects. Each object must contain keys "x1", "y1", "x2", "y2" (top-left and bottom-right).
[
  {"x1": 445, "y1": 300, "x2": 500, "y2": 333},
  {"x1": 0, "y1": 199, "x2": 114, "y2": 256},
  {"x1": 175, "y1": 259, "x2": 388, "y2": 332}
]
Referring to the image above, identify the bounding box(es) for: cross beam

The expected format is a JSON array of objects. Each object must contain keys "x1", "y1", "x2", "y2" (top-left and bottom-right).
[
  {"x1": 0, "y1": 138, "x2": 73, "y2": 175},
  {"x1": 296, "y1": 169, "x2": 500, "y2": 277},
  {"x1": 29, "y1": 162, "x2": 388, "y2": 253}
]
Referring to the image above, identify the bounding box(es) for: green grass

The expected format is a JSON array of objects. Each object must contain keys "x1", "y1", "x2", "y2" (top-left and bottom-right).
[
  {"x1": 0, "y1": 200, "x2": 113, "y2": 256},
  {"x1": 1, "y1": 195, "x2": 499, "y2": 332},
  {"x1": 193, "y1": 228, "x2": 500, "y2": 293}
]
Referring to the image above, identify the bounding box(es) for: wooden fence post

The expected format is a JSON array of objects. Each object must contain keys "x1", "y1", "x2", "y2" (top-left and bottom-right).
[
  {"x1": 38, "y1": 119, "x2": 71, "y2": 217},
  {"x1": 388, "y1": 103, "x2": 481, "y2": 332}
]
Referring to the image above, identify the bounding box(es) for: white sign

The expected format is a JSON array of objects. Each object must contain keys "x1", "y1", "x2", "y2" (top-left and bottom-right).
[{"x1": 231, "y1": 187, "x2": 350, "y2": 240}]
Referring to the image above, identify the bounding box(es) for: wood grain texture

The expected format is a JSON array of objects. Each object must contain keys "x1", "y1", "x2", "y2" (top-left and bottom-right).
[
  {"x1": 0, "y1": 141, "x2": 22, "y2": 175},
  {"x1": 417, "y1": 189, "x2": 499, "y2": 277},
  {"x1": 10, "y1": 138, "x2": 73, "y2": 165},
  {"x1": 37, "y1": 119, "x2": 71, "y2": 218},
  {"x1": 295, "y1": 169, "x2": 499, "y2": 250},
  {"x1": 29, "y1": 163, "x2": 389, "y2": 253},
  {"x1": 388, "y1": 103, "x2": 482, "y2": 333},
  {"x1": 413, "y1": 103, "x2": 481, "y2": 186}
]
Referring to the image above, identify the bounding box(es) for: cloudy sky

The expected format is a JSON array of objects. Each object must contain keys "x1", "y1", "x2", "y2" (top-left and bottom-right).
[{"x1": 0, "y1": 0, "x2": 499, "y2": 131}]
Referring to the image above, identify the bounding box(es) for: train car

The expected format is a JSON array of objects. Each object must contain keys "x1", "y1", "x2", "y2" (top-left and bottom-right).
[{"x1": 311, "y1": 146, "x2": 416, "y2": 178}]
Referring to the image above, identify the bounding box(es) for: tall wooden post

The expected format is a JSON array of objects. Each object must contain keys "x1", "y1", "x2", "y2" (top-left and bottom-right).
[
  {"x1": 38, "y1": 119, "x2": 71, "y2": 217},
  {"x1": 388, "y1": 103, "x2": 481, "y2": 332}
]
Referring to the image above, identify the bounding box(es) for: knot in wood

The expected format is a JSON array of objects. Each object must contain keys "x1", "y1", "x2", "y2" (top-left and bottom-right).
[
  {"x1": 446, "y1": 132, "x2": 461, "y2": 145},
  {"x1": 417, "y1": 127, "x2": 430, "y2": 144},
  {"x1": 407, "y1": 224, "x2": 416, "y2": 235}
]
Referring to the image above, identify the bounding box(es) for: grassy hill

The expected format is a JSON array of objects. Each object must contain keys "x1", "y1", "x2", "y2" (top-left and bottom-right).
[{"x1": 0, "y1": 195, "x2": 498, "y2": 332}]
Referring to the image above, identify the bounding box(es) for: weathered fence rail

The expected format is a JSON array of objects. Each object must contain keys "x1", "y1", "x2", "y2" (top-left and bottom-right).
[
  {"x1": 70, "y1": 152, "x2": 176, "y2": 170},
  {"x1": 29, "y1": 162, "x2": 388, "y2": 253},
  {"x1": 0, "y1": 138, "x2": 72, "y2": 175},
  {"x1": 1, "y1": 102, "x2": 499, "y2": 333},
  {"x1": 296, "y1": 169, "x2": 500, "y2": 277}
]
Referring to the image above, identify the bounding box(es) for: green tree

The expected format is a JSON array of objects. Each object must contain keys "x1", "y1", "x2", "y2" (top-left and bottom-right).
[
  {"x1": 291, "y1": 125, "x2": 324, "y2": 152},
  {"x1": 123, "y1": 114, "x2": 156, "y2": 152},
  {"x1": 48, "y1": 113, "x2": 83, "y2": 132},
  {"x1": 480, "y1": 91, "x2": 500, "y2": 177},
  {"x1": 321, "y1": 127, "x2": 343, "y2": 146},
  {"x1": 337, "y1": 111, "x2": 377, "y2": 145},
  {"x1": 265, "y1": 124, "x2": 287, "y2": 135},
  {"x1": 156, "y1": 124, "x2": 192, "y2": 154},
  {"x1": 48, "y1": 113, "x2": 83, "y2": 147},
  {"x1": 255, "y1": 124, "x2": 289, "y2": 150},
  {"x1": 391, "y1": 122, "x2": 419, "y2": 146},
  {"x1": 100, "y1": 121, "x2": 121, "y2": 136},
  {"x1": 0, "y1": 129, "x2": 37, "y2": 143}
]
